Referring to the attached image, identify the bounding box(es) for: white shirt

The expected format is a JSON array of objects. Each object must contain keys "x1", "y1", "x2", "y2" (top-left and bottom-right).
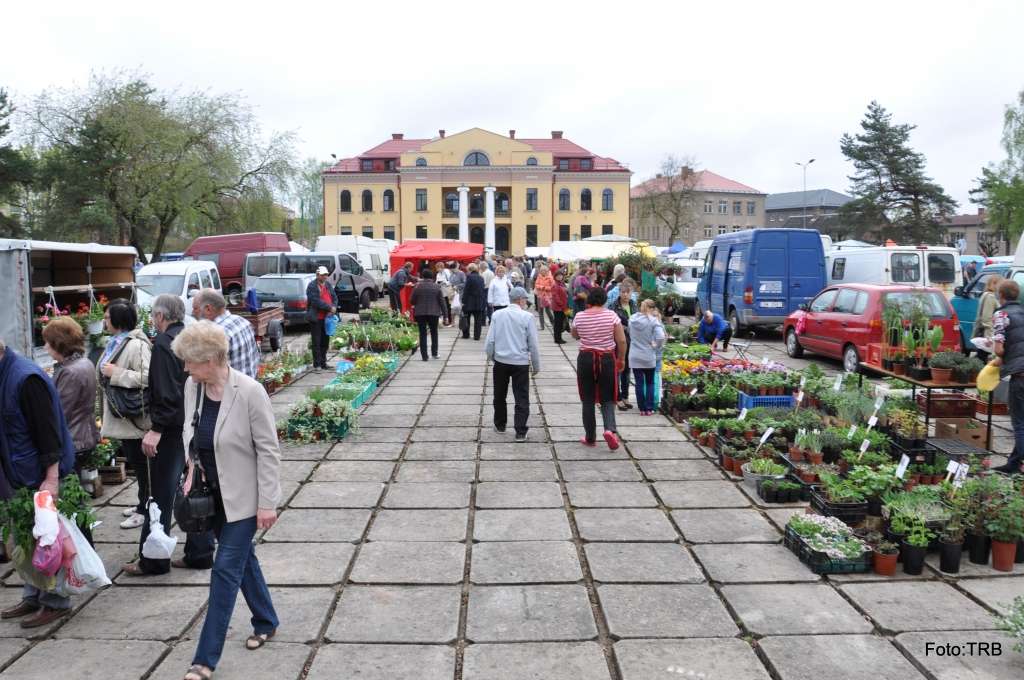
[{"x1": 488, "y1": 276, "x2": 511, "y2": 307}]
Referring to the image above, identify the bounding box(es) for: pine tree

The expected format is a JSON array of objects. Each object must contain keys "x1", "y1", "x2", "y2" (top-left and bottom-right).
[
  {"x1": 0, "y1": 88, "x2": 34, "y2": 237},
  {"x1": 839, "y1": 101, "x2": 957, "y2": 243}
]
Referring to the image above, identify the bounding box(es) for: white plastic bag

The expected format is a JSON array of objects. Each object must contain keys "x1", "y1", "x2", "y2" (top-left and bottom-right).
[
  {"x1": 32, "y1": 490, "x2": 59, "y2": 547},
  {"x1": 54, "y1": 514, "x2": 111, "y2": 597},
  {"x1": 142, "y1": 501, "x2": 177, "y2": 560}
]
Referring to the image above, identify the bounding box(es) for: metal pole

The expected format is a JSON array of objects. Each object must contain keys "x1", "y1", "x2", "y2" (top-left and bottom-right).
[{"x1": 795, "y1": 159, "x2": 815, "y2": 229}]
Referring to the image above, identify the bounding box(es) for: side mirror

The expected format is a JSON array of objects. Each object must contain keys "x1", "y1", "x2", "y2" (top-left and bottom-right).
[
  {"x1": 383, "y1": 264, "x2": 389, "y2": 271},
  {"x1": 799, "y1": 303, "x2": 809, "y2": 312},
  {"x1": 954, "y1": 286, "x2": 965, "y2": 297}
]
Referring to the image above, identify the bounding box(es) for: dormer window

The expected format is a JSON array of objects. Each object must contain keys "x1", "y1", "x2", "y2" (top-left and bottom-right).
[
  {"x1": 580, "y1": 158, "x2": 592, "y2": 170},
  {"x1": 361, "y1": 159, "x2": 373, "y2": 172}
]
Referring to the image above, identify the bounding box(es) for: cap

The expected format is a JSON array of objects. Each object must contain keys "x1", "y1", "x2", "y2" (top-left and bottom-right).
[
  {"x1": 509, "y1": 287, "x2": 529, "y2": 302},
  {"x1": 316, "y1": 266, "x2": 329, "y2": 275}
]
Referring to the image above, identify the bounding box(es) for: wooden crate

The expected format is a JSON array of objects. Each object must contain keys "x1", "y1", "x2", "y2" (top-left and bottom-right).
[{"x1": 99, "y1": 461, "x2": 127, "y2": 485}]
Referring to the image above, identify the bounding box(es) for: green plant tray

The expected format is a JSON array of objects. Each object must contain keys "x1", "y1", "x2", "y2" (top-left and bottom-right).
[
  {"x1": 784, "y1": 525, "x2": 872, "y2": 574},
  {"x1": 810, "y1": 486, "x2": 869, "y2": 526},
  {"x1": 349, "y1": 381, "x2": 378, "y2": 408}
]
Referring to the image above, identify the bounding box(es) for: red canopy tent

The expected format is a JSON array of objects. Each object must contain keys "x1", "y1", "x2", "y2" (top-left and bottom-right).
[{"x1": 389, "y1": 239, "x2": 484, "y2": 273}]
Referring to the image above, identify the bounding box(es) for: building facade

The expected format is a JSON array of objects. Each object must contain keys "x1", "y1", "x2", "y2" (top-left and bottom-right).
[
  {"x1": 630, "y1": 170, "x2": 765, "y2": 246},
  {"x1": 943, "y1": 208, "x2": 1017, "y2": 256},
  {"x1": 765, "y1": 189, "x2": 852, "y2": 228},
  {"x1": 322, "y1": 128, "x2": 631, "y2": 255}
]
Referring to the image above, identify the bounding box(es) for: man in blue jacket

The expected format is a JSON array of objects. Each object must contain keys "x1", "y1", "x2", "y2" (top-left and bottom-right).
[
  {"x1": 306, "y1": 266, "x2": 337, "y2": 371},
  {"x1": 697, "y1": 310, "x2": 732, "y2": 351}
]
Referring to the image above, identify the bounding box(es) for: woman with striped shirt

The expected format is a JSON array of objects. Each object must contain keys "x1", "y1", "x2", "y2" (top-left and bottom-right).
[{"x1": 571, "y1": 287, "x2": 627, "y2": 449}]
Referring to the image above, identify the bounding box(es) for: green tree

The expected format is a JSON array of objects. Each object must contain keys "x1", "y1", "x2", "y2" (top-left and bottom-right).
[
  {"x1": 291, "y1": 156, "x2": 329, "y2": 247},
  {"x1": 971, "y1": 89, "x2": 1024, "y2": 248},
  {"x1": 839, "y1": 101, "x2": 957, "y2": 244},
  {"x1": 25, "y1": 73, "x2": 296, "y2": 261},
  {"x1": 0, "y1": 89, "x2": 35, "y2": 237}
]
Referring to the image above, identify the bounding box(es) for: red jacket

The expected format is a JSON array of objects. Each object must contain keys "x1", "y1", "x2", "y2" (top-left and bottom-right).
[{"x1": 549, "y1": 283, "x2": 569, "y2": 312}]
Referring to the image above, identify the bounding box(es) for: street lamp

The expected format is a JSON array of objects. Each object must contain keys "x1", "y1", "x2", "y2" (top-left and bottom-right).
[{"x1": 795, "y1": 159, "x2": 815, "y2": 229}]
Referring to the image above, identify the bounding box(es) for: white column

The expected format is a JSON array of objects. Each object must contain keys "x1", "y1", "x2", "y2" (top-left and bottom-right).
[
  {"x1": 457, "y1": 185, "x2": 469, "y2": 242},
  {"x1": 484, "y1": 186, "x2": 496, "y2": 252}
]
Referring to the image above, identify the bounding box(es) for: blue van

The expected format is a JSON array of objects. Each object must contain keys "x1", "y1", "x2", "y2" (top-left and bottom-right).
[
  {"x1": 696, "y1": 229, "x2": 826, "y2": 332},
  {"x1": 950, "y1": 264, "x2": 1012, "y2": 345}
]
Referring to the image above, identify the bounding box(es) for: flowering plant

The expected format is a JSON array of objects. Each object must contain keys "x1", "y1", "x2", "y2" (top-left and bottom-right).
[{"x1": 788, "y1": 514, "x2": 869, "y2": 559}]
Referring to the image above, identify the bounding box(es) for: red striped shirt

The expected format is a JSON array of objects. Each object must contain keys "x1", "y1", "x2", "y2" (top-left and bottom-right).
[{"x1": 573, "y1": 307, "x2": 620, "y2": 351}]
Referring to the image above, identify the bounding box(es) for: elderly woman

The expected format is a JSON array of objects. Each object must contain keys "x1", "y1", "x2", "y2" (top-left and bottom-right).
[
  {"x1": 974, "y1": 275, "x2": 1003, "y2": 358},
  {"x1": 411, "y1": 269, "x2": 445, "y2": 360},
  {"x1": 533, "y1": 264, "x2": 555, "y2": 331},
  {"x1": 173, "y1": 321, "x2": 281, "y2": 680},
  {"x1": 98, "y1": 299, "x2": 152, "y2": 530},
  {"x1": 42, "y1": 317, "x2": 99, "y2": 492}
]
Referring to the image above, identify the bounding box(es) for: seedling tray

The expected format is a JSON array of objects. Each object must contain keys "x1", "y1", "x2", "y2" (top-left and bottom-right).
[
  {"x1": 810, "y1": 486, "x2": 869, "y2": 526},
  {"x1": 925, "y1": 438, "x2": 987, "y2": 459},
  {"x1": 784, "y1": 525, "x2": 872, "y2": 574},
  {"x1": 737, "y1": 391, "x2": 795, "y2": 411}
]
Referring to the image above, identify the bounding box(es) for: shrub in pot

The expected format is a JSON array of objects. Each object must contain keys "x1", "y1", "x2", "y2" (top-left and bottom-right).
[
  {"x1": 938, "y1": 516, "x2": 965, "y2": 574},
  {"x1": 873, "y1": 540, "x2": 899, "y2": 576},
  {"x1": 984, "y1": 494, "x2": 1024, "y2": 572},
  {"x1": 759, "y1": 479, "x2": 779, "y2": 503},
  {"x1": 928, "y1": 351, "x2": 960, "y2": 383},
  {"x1": 901, "y1": 519, "x2": 935, "y2": 575},
  {"x1": 955, "y1": 355, "x2": 985, "y2": 383}
]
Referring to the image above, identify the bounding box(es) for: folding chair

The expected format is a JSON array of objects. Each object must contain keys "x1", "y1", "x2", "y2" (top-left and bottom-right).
[{"x1": 727, "y1": 334, "x2": 754, "y2": 362}]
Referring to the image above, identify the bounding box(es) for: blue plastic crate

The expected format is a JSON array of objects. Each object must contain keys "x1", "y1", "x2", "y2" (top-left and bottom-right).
[{"x1": 737, "y1": 391, "x2": 796, "y2": 410}]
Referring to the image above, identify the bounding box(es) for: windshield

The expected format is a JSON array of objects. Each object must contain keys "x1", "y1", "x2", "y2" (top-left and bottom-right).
[
  {"x1": 927, "y1": 253, "x2": 956, "y2": 284},
  {"x1": 882, "y1": 291, "x2": 952, "y2": 318},
  {"x1": 256, "y1": 279, "x2": 303, "y2": 297},
  {"x1": 136, "y1": 274, "x2": 184, "y2": 296}
]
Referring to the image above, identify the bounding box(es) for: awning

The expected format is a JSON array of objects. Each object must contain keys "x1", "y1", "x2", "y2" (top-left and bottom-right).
[{"x1": 389, "y1": 239, "x2": 484, "y2": 272}]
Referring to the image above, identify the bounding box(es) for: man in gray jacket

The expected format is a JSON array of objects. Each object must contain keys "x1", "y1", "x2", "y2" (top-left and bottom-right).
[{"x1": 484, "y1": 287, "x2": 540, "y2": 442}]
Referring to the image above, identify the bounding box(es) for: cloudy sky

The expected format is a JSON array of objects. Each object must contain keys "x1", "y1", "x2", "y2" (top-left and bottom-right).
[{"x1": 6, "y1": 1, "x2": 1023, "y2": 209}]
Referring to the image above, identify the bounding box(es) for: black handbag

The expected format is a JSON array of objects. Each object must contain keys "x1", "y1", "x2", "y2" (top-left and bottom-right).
[
  {"x1": 174, "y1": 384, "x2": 216, "y2": 533},
  {"x1": 101, "y1": 336, "x2": 151, "y2": 419}
]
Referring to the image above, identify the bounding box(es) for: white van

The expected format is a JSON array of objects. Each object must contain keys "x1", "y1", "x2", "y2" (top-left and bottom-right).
[
  {"x1": 315, "y1": 235, "x2": 393, "y2": 293},
  {"x1": 244, "y1": 251, "x2": 378, "y2": 308},
  {"x1": 135, "y1": 260, "x2": 222, "y2": 318},
  {"x1": 659, "y1": 258, "x2": 704, "y2": 312},
  {"x1": 826, "y1": 245, "x2": 960, "y2": 296}
]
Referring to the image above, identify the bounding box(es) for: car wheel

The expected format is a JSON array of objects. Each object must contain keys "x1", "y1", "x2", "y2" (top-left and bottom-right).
[
  {"x1": 360, "y1": 289, "x2": 371, "y2": 309},
  {"x1": 729, "y1": 308, "x2": 744, "y2": 335},
  {"x1": 843, "y1": 344, "x2": 860, "y2": 373},
  {"x1": 786, "y1": 328, "x2": 804, "y2": 358}
]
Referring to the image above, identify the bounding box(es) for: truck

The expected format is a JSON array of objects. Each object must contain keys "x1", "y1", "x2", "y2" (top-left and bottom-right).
[
  {"x1": 183, "y1": 231, "x2": 290, "y2": 297},
  {"x1": 315, "y1": 235, "x2": 394, "y2": 293},
  {"x1": 825, "y1": 244, "x2": 959, "y2": 297}
]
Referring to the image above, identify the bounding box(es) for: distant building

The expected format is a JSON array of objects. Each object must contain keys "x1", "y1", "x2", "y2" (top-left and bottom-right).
[
  {"x1": 943, "y1": 208, "x2": 1017, "y2": 256},
  {"x1": 630, "y1": 170, "x2": 765, "y2": 246},
  {"x1": 765, "y1": 189, "x2": 852, "y2": 227}
]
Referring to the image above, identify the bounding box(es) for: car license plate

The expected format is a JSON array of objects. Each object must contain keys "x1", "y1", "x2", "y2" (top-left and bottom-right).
[{"x1": 760, "y1": 301, "x2": 784, "y2": 308}]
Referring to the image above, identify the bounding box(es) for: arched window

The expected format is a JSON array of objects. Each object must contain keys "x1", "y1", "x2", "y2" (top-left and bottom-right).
[
  {"x1": 602, "y1": 188, "x2": 613, "y2": 211},
  {"x1": 361, "y1": 189, "x2": 373, "y2": 212},
  {"x1": 339, "y1": 190, "x2": 351, "y2": 212},
  {"x1": 495, "y1": 192, "x2": 510, "y2": 214},
  {"x1": 526, "y1": 156, "x2": 538, "y2": 166},
  {"x1": 496, "y1": 226, "x2": 510, "y2": 253},
  {"x1": 445, "y1": 192, "x2": 459, "y2": 213},
  {"x1": 382, "y1": 189, "x2": 394, "y2": 212},
  {"x1": 443, "y1": 226, "x2": 459, "y2": 240},
  {"x1": 558, "y1": 188, "x2": 570, "y2": 211},
  {"x1": 464, "y1": 151, "x2": 490, "y2": 166},
  {"x1": 415, "y1": 157, "x2": 427, "y2": 167},
  {"x1": 581, "y1": 188, "x2": 592, "y2": 211}
]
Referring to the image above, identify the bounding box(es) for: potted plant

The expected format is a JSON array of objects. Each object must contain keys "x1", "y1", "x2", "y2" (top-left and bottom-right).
[
  {"x1": 955, "y1": 355, "x2": 985, "y2": 384},
  {"x1": 742, "y1": 457, "x2": 788, "y2": 490},
  {"x1": 901, "y1": 518, "x2": 935, "y2": 575},
  {"x1": 873, "y1": 540, "x2": 899, "y2": 576},
  {"x1": 806, "y1": 431, "x2": 824, "y2": 465},
  {"x1": 938, "y1": 514, "x2": 965, "y2": 574},
  {"x1": 984, "y1": 493, "x2": 1024, "y2": 572},
  {"x1": 759, "y1": 479, "x2": 779, "y2": 503},
  {"x1": 994, "y1": 595, "x2": 1024, "y2": 654},
  {"x1": 928, "y1": 351, "x2": 960, "y2": 383}
]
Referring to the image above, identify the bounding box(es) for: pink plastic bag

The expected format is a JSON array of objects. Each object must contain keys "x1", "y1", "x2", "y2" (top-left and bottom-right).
[{"x1": 32, "y1": 522, "x2": 68, "y2": 576}]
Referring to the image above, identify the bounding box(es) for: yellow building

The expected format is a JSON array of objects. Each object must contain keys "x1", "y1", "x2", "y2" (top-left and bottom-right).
[{"x1": 322, "y1": 128, "x2": 632, "y2": 254}]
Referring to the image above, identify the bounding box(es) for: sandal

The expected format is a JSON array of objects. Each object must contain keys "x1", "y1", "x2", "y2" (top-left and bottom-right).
[
  {"x1": 184, "y1": 665, "x2": 212, "y2": 680},
  {"x1": 245, "y1": 630, "x2": 275, "y2": 650}
]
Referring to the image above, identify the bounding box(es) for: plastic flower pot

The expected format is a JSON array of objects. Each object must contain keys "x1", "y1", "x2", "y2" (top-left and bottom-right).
[
  {"x1": 901, "y1": 541, "x2": 927, "y2": 575},
  {"x1": 938, "y1": 540, "x2": 962, "y2": 574},
  {"x1": 966, "y1": 533, "x2": 991, "y2": 565},
  {"x1": 930, "y1": 367, "x2": 954, "y2": 383},
  {"x1": 808, "y1": 452, "x2": 824, "y2": 465},
  {"x1": 87, "y1": 319, "x2": 104, "y2": 335},
  {"x1": 874, "y1": 551, "x2": 898, "y2": 576},
  {"x1": 991, "y1": 540, "x2": 1018, "y2": 572}
]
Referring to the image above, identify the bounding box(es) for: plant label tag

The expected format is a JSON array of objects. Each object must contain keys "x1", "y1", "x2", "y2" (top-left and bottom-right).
[
  {"x1": 759, "y1": 427, "x2": 775, "y2": 445},
  {"x1": 690, "y1": 387, "x2": 698, "y2": 396},
  {"x1": 800, "y1": 376, "x2": 806, "y2": 388},
  {"x1": 833, "y1": 374, "x2": 843, "y2": 391},
  {"x1": 867, "y1": 415, "x2": 878, "y2": 429},
  {"x1": 738, "y1": 408, "x2": 748, "y2": 421},
  {"x1": 847, "y1": 425, "x2": 857, "y2": 439},
  {"x1": 896, "y1": 454, "x2": 911, "y2": 479},
  {"x1": 859, "y1": 439, "x2": 871, "y2": 453},
  {"x1": 946, "y1": 460, "x2": 960, "y2": 474},
  {"x1": 795, "y1": 391, "x2": 804, "y2": 404},
  {"x1": 762, "y1": 356, "x2": 769, "y2": 366},
  {"x1": 875, "y1": 396, "x2": 885, "y2": 410},
  {"x1": 953, "y1": 463, "x2": 969, "y2": 488}
]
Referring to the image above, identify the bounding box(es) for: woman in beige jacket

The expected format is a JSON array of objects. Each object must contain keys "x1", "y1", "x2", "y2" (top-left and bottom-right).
[
  {"x1": 97, "y1": 299, "x2": 152, "y2": 529},
  {"x1": 173, "y1": 321, "x2": 281, "y2": 680}
]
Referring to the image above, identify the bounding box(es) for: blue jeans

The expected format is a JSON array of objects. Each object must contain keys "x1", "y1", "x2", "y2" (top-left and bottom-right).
[
  {"x1": 1006, "y1": 376, "x2": 1024, "y2": 472},
  {"x1": 192, "y1": 515, "x2": 278, "y2": 670},
  {"x1": 22, "y1": 584, "x2": 70, "y2": 610},
  {"x1": 633, "y1": 368, "x2": 656, "y2": 412}
]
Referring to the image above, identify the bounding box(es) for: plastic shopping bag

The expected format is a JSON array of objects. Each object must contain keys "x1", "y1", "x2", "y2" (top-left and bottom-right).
[
  {"x1": 451, "y1": 292, "x2": 462, "y2": 313},
  {"x1": 324, "y1": 314, "x2": 339, "y2": 337},
  {"x1": 653, "y1": 368, "x2": 662, "y2": 409},
  {"x1": 142, "y1": 501, "x2": 177, "y2": 560},
  {"x1": 9, "y1": 541, "x2": 57, "y2": 592},
  {"x1": 32, "y1": 521, "x2": 69, "y2": 576},
  {"x1": 32, "y1": 490, "x2": 59, "y2": 547},
  {"x1": 54, "y1": 514, "x2": 111, "y2": 597}
]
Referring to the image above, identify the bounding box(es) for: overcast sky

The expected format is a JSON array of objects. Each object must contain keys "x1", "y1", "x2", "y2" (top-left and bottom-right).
[{"x1": 6, "y1": 1, "x2": 1023, "y2": 209}]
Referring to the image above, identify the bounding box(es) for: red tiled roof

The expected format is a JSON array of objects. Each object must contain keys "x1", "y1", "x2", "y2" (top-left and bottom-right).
[
  {"x1": 517, "y1": 138, "x2": 592, "y2": 157},
  {"x1": 360, "y1": 138, "x2": 430, "y2": 158},
  {"x1": 944, "y1": 213, "x2": 986, "y2": 227},
  {"x1": 631, "y1": 170, "x2": 762, "y2": 198}
]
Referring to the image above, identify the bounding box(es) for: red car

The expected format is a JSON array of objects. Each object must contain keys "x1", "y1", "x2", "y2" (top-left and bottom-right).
[{"x1": 784, "y1": 284, "x2": 961, "y2": 373}]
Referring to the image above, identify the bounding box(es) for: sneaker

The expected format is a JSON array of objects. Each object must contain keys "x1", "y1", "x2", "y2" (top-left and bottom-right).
[
  {"x1": 603, "y1": 431, "x2": 620, "y2": 451},
  {"x1": 122, "y1": 507, "x2": 138, "y2": 517},
  {"x1": 494, "y1": 425, "x2": 506, "y2": 434},
  {"x1": 579, "y1": 436, "x2": 597, "y2": 447},
  {"x1": 514, "y1": 432, "x2": 527, "y2": 443},
  {"x1": 120, "y1": 513, "x2": 144, "y2": 530}
]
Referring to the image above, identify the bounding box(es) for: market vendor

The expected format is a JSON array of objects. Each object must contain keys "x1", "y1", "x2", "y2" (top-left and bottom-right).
[{"x1": 697, "y1": 310, "x2": 732, "y2": 351}]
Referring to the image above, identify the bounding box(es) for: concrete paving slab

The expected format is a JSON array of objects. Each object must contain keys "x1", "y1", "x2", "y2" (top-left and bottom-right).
[
  {"x1": 56, "y1": 585, "x2": 208, "y2": 640},
  {"x1": 264, "y1": 508, "x2": 371, "y2": 542},
  {"x1": 723, "y1": 584, "x2": 874, "y2": 635},
  {"x1": 475, "y1": 482, "x2": 564, "y2": 508},
  {"x1": 466, "y1": 585, "x2": 597, "y2": 642},
  {"x1": 306, "y1": 643, "x2": 454, "y2": 680},
  {"x1": 277, "y1": 459, "x2": 318, "y2": 481},
  {"x1": 4, "y1": 639, "x2": 167, "y2": 680},
  {"x1": 360, "y1": 404, "x2": 422, "y2": 416},
  {"x1": 90, "y1": 504, "x2": 142, "y2": 543},
  {"x1": 417, "y1": 412, "x2": 482, "y2": 427},
  {"x1": 617, "y1": 428, "x2": 687, "y2": 442},
  {"x1": 840, "y1": 582, "x2": 998, "y2": 633},
  {"x1": 637, "y1": 459, "x2": 723, "y2": 481},
  {"x1": 896, "y1": 631, "x2": 1024, "y2": 680},
  {"x1": 626, "y1": 442, "x2": 707, "y2": 459},
  {"x1": 326, "y1": 442, "x2": 404, "y2": 460},
  {"x1": 672, "y1": 509, "x2": 781, "y2": 543},
  {"x1": 599, "y1": 584, "x2": 738, "y2": 638},
  {"x1": 383, "y1": 482, "x2": 472, "y2": 508},
  {"x1": 327, "y1": 585, "x2": 460, "y2": 643},
  {"x1": 207, "y1": 586, "x2": 333, "y2": 643},
  {"x1": 474, "y1": 509, "x2": 572, "y2": 541},
  {"x1": 257, "y1": 542, "x2": 354, "y2": 585},
  {"x1": 655, "y1": 481, "x2": 751, "y2": 508},
  {"x1": 462, "y1": 641, "x2": 610, "y2": 680},
  {"x1": 290, "y1": 481, "x2": 384, "y2": 508},
  {"x1": 552, "y1": 442, "x2": 629, "y2": 460},
  {"x1": 585, "y1": 543, "x2": 704, "y2": 583},
  {"x1": 344, "y1": 427, "x2": 413, "y2": 443},
  {"x1": 694, "y1": 544, "x2": 820, "y2": 583},
  {"x1": 565, "y1": 482, "x2": 658, "y2": 508},
  {"x1": 615, "y1": 638, "x2": 771, "y2": 680},
  {"x1": 480, "y1": 443, "x2": 553, "y2": 460},
  {"x1": 759, "y1": 634, "x2": 927, "y2": 680},
  {"x1": 403, "y1": 443, "x2": 476, "y2": 460},
  {"x1": 350, "y1": 542, "x2": 465, "y2": 584},
  {"x1": 479, "y1": 461, "x2": 558, "y2": 481},
  {"x1": 150, "y1": 639, "x2": 310, "y2": 680},
  {"x1": 368, "y1": 509, "x2": 468, "y2": 542},
  {"x1": 279, "y1": 442, "x2": 331, "y2": 460},
  {"x1": 411, "y1": 426, "x2": 480, "y2": 442},
  {"x1": 574, "y1": 508, "x2": 678, "y2": 541},
  {"x1": 925, "y1": 553, "x2": 1024, "y2": 577},
  {"x1": 478, "y1": 428, "x2": 548, "y2": 443},
  {"x1": 396, "y1": 461, "x2": 476, "y2": 482},
  {"x1": 311, "y1": 460, "x2": 396, "y2": 482},
  {"x1": 559, "y1": 461, "x2": 642, "y2": 482},
  {"x1": 958, "y1": 576, "x2": 1024, "y2": 615},
  {"x1": 471, "y1": 541, "x2": 583, "y2": 584}
]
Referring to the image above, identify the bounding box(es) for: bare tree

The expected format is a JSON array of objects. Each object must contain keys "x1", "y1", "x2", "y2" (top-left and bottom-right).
[{"x1": 636, "y1": 155, "x2": 701, "y2": 245}]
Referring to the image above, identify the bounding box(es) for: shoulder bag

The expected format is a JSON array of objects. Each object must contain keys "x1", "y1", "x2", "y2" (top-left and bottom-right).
[
  {"x1": 173, "y1": 384, "x2": 217, "y2": 533},
  {"x1": 100, "y1": 337, "x2": 151, "y2": 421}
]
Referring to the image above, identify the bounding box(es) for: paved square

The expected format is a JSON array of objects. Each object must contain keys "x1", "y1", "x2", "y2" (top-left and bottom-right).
[
  {"x1": 474, "y1": 509, "x2": 572, "y2": 541},
  {"x1": 574, "y1": 508, "x2": 678, "y2": 541},
  {"x1": 565, "y1": 482, "x2": 658, "y2": 507},
  {"x1": 466, "y1": 585, "x2": 597, "y2": 641},
  {"x1": 615, "y1": 639, "x2": 772, "y2": 680},
  {"x1": 475, "y1": 482, "x2": 564, "y2": 508},
  {"x1": 307, "y1": 644, "x2": 455, "y2": 680},
  {"x1": 694, "y1": 544, "x2": 820, "y2": 583},
  {"x1": 351, "y1": 542, "x2": 466, "y2": 584},
  {"x1": 383, "y1": 482, "x2": 472, "y2": 508},
  {"x1": 722, "y1": 584, "x2": 873, "y2": 635},
  {"x1": 759, "y1": 634, "x2": 928, "y2": 680},
  {"x1": 599, "y1": 584, "x2": 738, "y2": 638},
  {"x1": 839, "y1": 582, "x2": 997, "y2": 632},
  {"x1": 462, "y1": 642, "x2": 610, "y2": 680},
  {"x1": 328, "y1": 586, "x2": 460, "y2": 643},
  {"x1": 585, "y1": 543, "x2": 704, "y2": 583},
  {"x1": 368, "y1": 509, "x2": 467, "y2": 541},
  {"x1": 471, "y1": 541, "x2": 583, "y2": 583},
  {"x1": 672, "y1": 508, "x2": 781, "y2": 543}
]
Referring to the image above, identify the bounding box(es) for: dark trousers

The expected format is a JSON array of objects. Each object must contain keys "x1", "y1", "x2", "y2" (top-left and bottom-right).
[
  {"x1": 310, "y1": 318, "x2": 329, "y2": 368},
  {"x1": 719, "y1": 327, "x2": 733, "y2": 351},
  {"x1": 1002, "y1": 376, "x2": 1024, "y2": 473},
  {"x1": 388, "y1": 288, "x2": 400, "y2": 312},
  {"x1": 122, "y1": 439, "x2": 148, "y2": 515},
  {"x1": 462, "y1": 310, "x2": 484, "y2": 340},
  {"x1": 633, "y1": 368, "x2": 656, "y2": 412},
  {"x1": 536, "y1": 298, "x2": 547, "y2": 329},
  {"x1": 493, "y1": 361, "x2": 531, "y2": 436},
  {"x1": 619, "y1": 340, "x2": 631, "y2": 400},
  {"x1": 553, "y1": 311, "x2": 567, "y2": 342},
  {"x1": 577, "y1": 351, "x2": 618, "y2": 441},
  {"x1": 441, "y1": 297, "x2": 452, "y2": 325},
  {"x1": 417, "y1": 315, "x2": 439, "y2": 359},
  {"x1": 138, "y1": 433, "x2": 185, "y2": 574}
]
